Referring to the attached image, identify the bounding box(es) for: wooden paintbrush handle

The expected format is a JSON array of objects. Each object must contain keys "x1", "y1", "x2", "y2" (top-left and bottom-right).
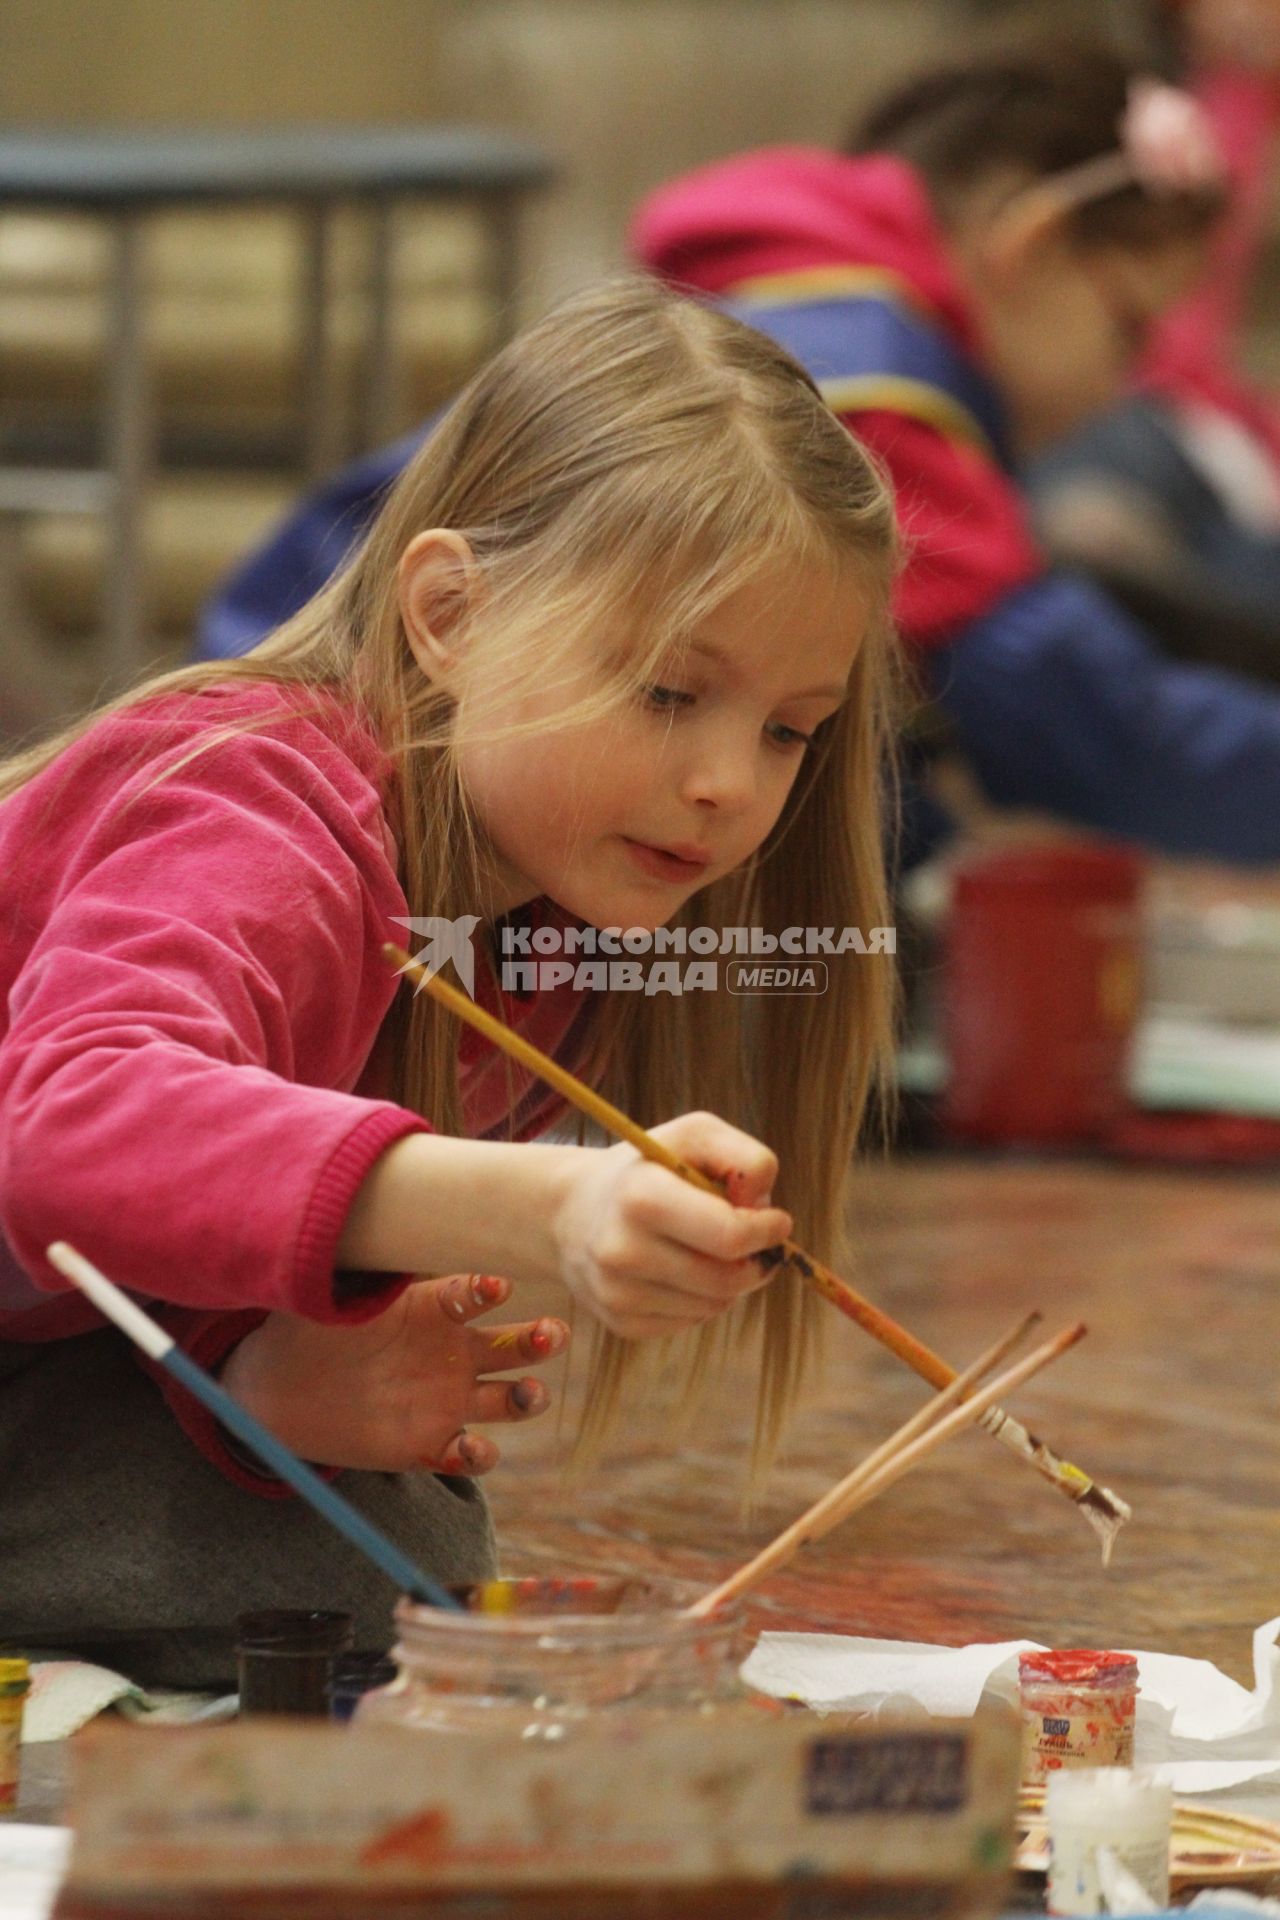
[
  {"x1": 385, "y1": 945, "x2": 1128, "y2": 1541},
  {"x1": 689, "y1": 1322, "x2": 1085, "y2": 1616},
  {"x1": 782, "y1": 1246, "x2": 954, "y2": 1384},
  {"x1": 386, "y1": 944, "x2": 948, "y2": 1375}
]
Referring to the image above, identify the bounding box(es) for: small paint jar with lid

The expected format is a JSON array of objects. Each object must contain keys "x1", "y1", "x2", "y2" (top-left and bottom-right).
[
  {"x1": 356, "y1": 1574, "x2": 751, "y2": 1741},
  {"x1": 1018, "y1": 1650, "x2": 1138, "y2": 1787},
  {"x1": 235, "y1": 1608, "x2": 354, "y2": 1717},
  {"x1": 0, "y1": 1658, "x2": 30, "y2": 1811}
]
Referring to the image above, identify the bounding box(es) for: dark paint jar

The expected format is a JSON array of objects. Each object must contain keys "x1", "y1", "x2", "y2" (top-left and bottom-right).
[{"x1": 235, "y1": 1607, "x2": 354, "y2": 1717}]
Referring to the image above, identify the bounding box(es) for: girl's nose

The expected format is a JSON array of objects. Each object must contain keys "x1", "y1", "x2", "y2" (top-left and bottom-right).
[{"x1": 680, "y1": 742, "x2": 757, "y2": 814}]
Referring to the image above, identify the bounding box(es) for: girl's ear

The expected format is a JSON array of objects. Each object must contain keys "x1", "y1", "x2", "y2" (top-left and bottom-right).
[
  {"x1": 398, "y1": 529, "x2": 479, "y2": 680},
  {"x1": 979, "y1": 183, "x2": 1071, "y2": 288}
]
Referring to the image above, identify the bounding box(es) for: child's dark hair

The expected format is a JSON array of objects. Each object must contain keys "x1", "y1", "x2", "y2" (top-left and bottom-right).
[{"x1": 847, "y1": 40, "x2": 1224, "y2": 248}]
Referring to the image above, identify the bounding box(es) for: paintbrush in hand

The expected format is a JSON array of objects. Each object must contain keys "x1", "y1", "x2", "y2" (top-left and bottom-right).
[{"x1": 385, "y1": 941, "x2": 1130, "y2": 1558}]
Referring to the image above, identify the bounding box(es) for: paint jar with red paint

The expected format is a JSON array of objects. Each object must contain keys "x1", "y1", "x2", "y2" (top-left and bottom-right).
[
  {"x1": 941, "y1": 842, "x2": 1144, "y2": 1146},
  {"x1": 356, "y1": 1575, "x2": 750, "y2": 1739},
  {"x1": 1018, "y1": 1649, "x2": 1139, "y2": 1788}
]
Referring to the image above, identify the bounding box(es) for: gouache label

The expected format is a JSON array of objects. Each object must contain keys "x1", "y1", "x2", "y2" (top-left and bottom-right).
[{"x1": 1019, "y1": 1688, "x2": 1135, "y2": 1786}]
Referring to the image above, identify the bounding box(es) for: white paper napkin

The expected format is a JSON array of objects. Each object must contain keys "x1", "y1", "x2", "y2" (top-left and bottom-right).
[
  {"x1": 741, "y1": 1615, "x2": 1280, "y2": 1795},
  {"x1": 22, "y1": 1661, "x2": 236, "y2": 1742}
]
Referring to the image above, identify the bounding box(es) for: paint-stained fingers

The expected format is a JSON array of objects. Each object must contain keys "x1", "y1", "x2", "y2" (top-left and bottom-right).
[
  {"x1": 434, "y1": 1272, "x2": 510, "y2": 1325},
  {"x1": 625, "y1": 1161, "x2": 792, "y2": 1265},
  {"x1": 724, "y1": 1165, "x2": 777, "y2": 1210},
  {"x1": 468, "y1": 1376, "x2": 553, "y2": 1423},
  {"x1": 474, "y1": 1316, "x2": 570, "y2": 1366},
  {"x1": 433, "y1": 1429, "x2": 500, "y2": 1476}
]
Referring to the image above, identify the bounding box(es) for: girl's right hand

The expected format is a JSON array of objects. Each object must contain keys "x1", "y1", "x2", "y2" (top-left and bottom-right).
[{"x1": 549, "y1": 1111, "x2": 793, "y2": 1340}]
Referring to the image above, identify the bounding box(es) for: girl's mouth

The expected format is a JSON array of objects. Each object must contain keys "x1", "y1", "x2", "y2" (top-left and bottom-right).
[{"x1": 621, "y1": 838, "x2": 712, "y2": 883}]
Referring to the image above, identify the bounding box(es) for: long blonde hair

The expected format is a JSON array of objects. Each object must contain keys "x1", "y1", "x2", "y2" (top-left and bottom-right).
[{"x1": 1, "y1": 275, "x2": 901, "y2": 1468}]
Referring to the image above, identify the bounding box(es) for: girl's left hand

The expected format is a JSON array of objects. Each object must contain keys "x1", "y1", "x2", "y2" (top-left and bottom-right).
[{"x1": 218, "y1": 1272, "x2": 568, "y2": 1475}]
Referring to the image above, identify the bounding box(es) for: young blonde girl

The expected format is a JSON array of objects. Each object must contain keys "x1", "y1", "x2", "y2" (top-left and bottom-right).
[{"x1": 0, "y1": 276, "x2": 898, "y2": 1686}]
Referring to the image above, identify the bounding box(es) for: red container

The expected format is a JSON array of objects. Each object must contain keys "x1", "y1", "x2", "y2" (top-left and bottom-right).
[
  {"x1": 1018, "y1": 1649, "x2": 1138, "y2": 1785},
  {"x1": 941, "y1": 842, "x2": 1144, "y2": 1146}
]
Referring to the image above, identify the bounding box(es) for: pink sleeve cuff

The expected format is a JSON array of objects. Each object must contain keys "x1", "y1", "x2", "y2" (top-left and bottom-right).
[
  {"x1": 137, "y1": 1105, "x2": 434, "y2": 1496},
  {"x1": 291, "y1": 1105, "x2": 433, "y2": 1324}
]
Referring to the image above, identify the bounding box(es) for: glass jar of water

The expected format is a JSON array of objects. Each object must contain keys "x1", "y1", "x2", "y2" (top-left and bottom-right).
[{"x1": 356, "y1": 1574, "x2": 754, "y2": 1741}]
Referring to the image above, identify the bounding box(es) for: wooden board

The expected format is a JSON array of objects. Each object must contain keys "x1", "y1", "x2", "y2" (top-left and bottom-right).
[{"x1": 54, "y1": 1710, "x2": 1021, "y2": 1918}]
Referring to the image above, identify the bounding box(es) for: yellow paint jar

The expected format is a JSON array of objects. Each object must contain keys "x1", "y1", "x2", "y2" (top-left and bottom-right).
[{"x1": 0, "y1": 1658, "x2": 30, "y2": 1811}]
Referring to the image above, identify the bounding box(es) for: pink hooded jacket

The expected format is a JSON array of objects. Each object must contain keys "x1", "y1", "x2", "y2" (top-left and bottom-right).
[{"x1": 0, "y1": 681, "x2": 586, "y2": 1490}]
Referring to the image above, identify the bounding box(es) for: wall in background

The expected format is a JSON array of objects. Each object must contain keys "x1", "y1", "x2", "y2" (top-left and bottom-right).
[
  {"x1": 0, "y1": 0, "x2": 446, "y2": 125},
  {"x1": 436, "y1": 0, "x2": 960, "y2": 307},
  {"x1": 0, "y1": 0, "x2": 1137, "y2": 312}
]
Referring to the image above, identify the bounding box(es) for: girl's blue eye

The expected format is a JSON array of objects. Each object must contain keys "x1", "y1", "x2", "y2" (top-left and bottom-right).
[
  {"x1": 643, "y1": 684, "x2": 816, "y2": 748},
  {"x1": 766, "y1": 721, "x2": 817, "y2": 750}
]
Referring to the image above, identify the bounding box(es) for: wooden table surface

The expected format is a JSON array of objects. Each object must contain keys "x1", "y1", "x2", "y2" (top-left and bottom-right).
[{"x1": 488, "y1": 1156, "x2": 1279, "y2": 1685}]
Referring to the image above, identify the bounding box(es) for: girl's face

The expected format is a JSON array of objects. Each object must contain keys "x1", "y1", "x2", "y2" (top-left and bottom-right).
[
  {"x1": 973, "y1": 228, "x2": 1206, "y2": 455},
  {"x1": 460, "y1": 559, "x2": 865, "y2": 928}
]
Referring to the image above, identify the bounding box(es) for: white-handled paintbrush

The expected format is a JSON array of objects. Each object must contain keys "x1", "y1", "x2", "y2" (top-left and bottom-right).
[{"x1": 46, "y1": 1241, "x2": 461, "y2": 1612}]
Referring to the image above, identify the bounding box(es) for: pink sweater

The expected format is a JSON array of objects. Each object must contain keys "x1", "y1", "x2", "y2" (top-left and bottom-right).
[{"x1": 0, "y1": 680, "x2": 588, "y2": 1489}]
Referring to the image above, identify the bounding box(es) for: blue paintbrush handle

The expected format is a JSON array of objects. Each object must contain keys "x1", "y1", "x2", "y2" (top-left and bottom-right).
[
  {"x1": 161, "y1": 1346, "x2": 461, "y2": 1611},
  {"x1": 46, "y1": 1240, "x2": 464, "y2": 1613}
]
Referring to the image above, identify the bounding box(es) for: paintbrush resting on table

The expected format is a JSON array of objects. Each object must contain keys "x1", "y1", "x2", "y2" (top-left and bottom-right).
[
  {"x1": 385, "y1": 942, "x2": 1130, "y2": 1559},
  {"x1": 46, "y1": 1241, "x2": 461, "y2": 1612},
  {"x1": 689, "y1": 1315, "x2": 1084, "y2": 1615}
]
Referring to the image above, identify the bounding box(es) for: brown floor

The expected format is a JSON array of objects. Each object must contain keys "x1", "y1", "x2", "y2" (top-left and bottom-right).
[{"x1": 488, "y1": 1156, "x2": 1280, "y2": 1685}]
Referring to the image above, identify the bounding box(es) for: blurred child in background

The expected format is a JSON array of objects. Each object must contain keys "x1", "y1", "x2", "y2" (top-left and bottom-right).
[{"x1": 633, "y1": 39, "x2": 1280, "y2": 863}]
